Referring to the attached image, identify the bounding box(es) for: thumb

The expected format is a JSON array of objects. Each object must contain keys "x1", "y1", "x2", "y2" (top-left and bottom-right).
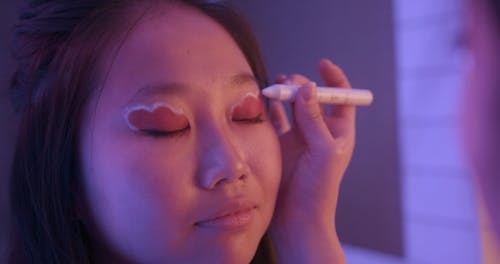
[{"x1": 294, "y1": 82, "x2": 333, "y2": 150}]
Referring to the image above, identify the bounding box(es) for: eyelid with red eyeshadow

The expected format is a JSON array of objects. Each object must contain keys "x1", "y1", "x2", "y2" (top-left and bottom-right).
[
  {"x1": 230, "y1": 92, "x2": 265, "y2": 122},
  {"x1": 123, "y1": 102, "x2": 189, "y2": 134}
]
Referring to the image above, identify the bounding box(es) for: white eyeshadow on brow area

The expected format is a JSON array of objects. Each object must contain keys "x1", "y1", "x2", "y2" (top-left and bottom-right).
[
  {"x1": 123, "y1": 102, "x2": 185, "y2": 131},
  {"x1": 229, "y1": 91, "x2": 260, "y2": 115}
]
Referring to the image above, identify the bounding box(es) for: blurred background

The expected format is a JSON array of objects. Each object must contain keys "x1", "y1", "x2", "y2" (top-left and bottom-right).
[
  {"x1": 1, "y1": 0, "x2": 499, "y2": 263},
  {"x1": 0, "y1": 0, "x2": 19, "y2": 263},
  {"x1": 233, "y1": 0, "x2": 499, "y2": 263}
]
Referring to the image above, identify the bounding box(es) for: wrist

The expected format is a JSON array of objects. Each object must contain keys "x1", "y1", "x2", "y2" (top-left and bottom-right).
[
  {"x1": 271, "y1": 206, "x2": 336, "y2": 232},
  {"x1": 268, "y1": 221, "x2": 346, "y2": 264}
]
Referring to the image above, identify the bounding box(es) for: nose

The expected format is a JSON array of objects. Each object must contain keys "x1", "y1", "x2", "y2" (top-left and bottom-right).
[{"x1": 195, "y1": 127, "x2": 249, "y2": 190}]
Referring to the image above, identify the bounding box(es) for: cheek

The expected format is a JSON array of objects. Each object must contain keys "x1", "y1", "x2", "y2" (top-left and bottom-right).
[
  {"x1": 80, "y1": 135, "x2": 198, "y2": 259},
  {"x1": 92, "y1": 144, "x2": 195, "y2": 218},
  {"x1": 244, "y1": 125, "x2": 282, "y2": 197},
  {"x1": 246, "y1": 127, "x2": 282, "y2": 229}
]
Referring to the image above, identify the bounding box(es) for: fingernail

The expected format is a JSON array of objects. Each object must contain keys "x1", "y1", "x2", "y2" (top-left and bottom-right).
[{"x1": 320, "y1": 58, "x2": 331, "y2": 64}]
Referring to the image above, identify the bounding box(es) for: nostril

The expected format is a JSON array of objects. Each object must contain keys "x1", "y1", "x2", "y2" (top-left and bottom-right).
[
  {"x1": 238, "y1": 173, "x2": 247, "y2": 181},
  {"x1": 213, "y1": 173, "x2": 246, "y2": 188}
]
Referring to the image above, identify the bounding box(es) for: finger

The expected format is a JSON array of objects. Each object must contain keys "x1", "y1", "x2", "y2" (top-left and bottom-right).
[
  {"x1": 319, "y1": 58, "x2": 351, "y2": 88},
  {"x1": 287, "y1": 74, "x2": 326, "y2": 116},
  {"x1": 269, "y1": 100, "x2": 291, "y2": 135},
  {"x1": 318, "y1": 58, "x2": 355, "y2": 121},
  {"x1": 294, "y1": 82, "x2": 333, "y2": 151},
  {"x1": 287, "y1": 74, "x2": 310, "y2": 86},
  {"x1": 274, "y1": 74, "x2": 288, "y2": 84}
]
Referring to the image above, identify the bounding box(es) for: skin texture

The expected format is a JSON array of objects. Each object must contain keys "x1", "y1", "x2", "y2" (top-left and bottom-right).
[
  {"x1": 267, "y1": 61, "x2": 353, "y2": 264},
  {"x1": 464, "y1": 0, "x2": 500, "y2": 240},
  {"x1": 124, "y1": 102, "x2": 188, "y2": 132},
  {"x1": 79, "y1": 2, "x2": 355, "y2": 264},
  {"x1": 80, "y1": 4, "x2": 281, "y2": 264},
  {"x1": 231, "y1": 92, "x2": 263, "y2": 122}
]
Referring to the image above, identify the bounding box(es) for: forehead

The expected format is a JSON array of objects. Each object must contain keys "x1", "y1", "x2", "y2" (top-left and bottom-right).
[
  {"x1": 105, "y1": 4, "x2": 252, "y2": 87},
  {"x1": 95, "y1": 3, "x2": 256, "y2": 110}
]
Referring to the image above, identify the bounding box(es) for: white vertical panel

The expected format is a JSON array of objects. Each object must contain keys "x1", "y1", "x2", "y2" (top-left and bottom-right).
[
  {"x1": 403, "y1": 173, "x2": 478, "y2": 223},
  {"x1": 394, "y1": 0, "x2": 463, "y2": 22},
  {"x1": 344, "y1": 245, "x2": 410, "y2": 264},
  {"x1": 399, "y1": 123, "x2": 469, "y2": 169},
  {"x1": 398, "y1": 74, "x2": 464, "y2": 120},
  {"x1": 395, "y1": 0, "x2": 482, "y2": 263},
  {"x1": 395, "y1": 15, "x2": 463, "y2": 70},
  {"x1": 405, "y1": 221, "x2": 482, "y2": 264}
]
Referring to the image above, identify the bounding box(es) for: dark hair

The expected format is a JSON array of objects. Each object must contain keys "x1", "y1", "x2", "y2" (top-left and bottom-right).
[
  {"x1": 8, "y1": 0, "x2": 273, "y2": 263},
  {"x1": 489, "y1": 0, "x2": 500, "y2": 27}
]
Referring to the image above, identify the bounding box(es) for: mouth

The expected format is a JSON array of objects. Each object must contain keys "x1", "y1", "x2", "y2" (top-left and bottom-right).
[{"x1": 195, "y1": 204, "x2": 258, "y2": 230}]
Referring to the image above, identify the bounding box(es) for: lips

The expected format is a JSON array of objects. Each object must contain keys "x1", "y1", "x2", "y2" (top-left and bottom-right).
[{"x1": 195, "y1": 201, "x2": 258, "y2": 229}]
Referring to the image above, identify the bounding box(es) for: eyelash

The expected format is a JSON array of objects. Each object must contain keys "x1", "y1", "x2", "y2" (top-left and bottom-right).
[
  {"x1": 141, "y1": 114, "x2": 265, "y2": 138},
  {"x1": 233, "y1": 113, "x2": 265, "y2": 124},
  {"x1": 141, "y1": 126, "x2": 190, "y2": 138}
]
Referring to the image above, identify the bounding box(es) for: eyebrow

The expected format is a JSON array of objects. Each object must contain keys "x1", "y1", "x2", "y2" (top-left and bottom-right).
[{"x1": 132, "y1": 72, "x2": 258, "y2": 99}]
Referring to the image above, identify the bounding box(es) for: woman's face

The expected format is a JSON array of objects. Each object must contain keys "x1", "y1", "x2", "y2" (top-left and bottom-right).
[
  {"x1": 464, "y1": 0, "x2": 500, "y2": 238},
  {"x1": 80, "y1": 5, "x2": 281, "y2": 264}
]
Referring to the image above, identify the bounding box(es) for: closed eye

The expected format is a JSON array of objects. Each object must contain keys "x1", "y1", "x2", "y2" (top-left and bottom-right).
[
  {"x1": 141, "y1": 126, "x2": 190, "y2": 138},
  {"x1": 233, "y1": 114, "x2": 265, "y2": 124}
]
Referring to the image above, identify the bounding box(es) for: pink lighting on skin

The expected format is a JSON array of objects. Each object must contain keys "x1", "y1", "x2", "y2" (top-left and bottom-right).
[
  {"x1": 230, "y1": 92, "x2": 263, "y2": 121},
  {"x1": 79, "y1": 5, "x2": 281, "y2": 263},
  {"x1": 195, "y1": 200, "x2": 258, "y2": 230},
  {"x1": 124, "y1": 102, "x2": 188, "y2": 132}
]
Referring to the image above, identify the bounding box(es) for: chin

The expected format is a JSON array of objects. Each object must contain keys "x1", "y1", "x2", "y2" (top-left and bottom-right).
[
  {"x1": 206, "y1": 230, "x2": 263, "y2": 264},
  {"x1": 212, "y1": 249, "x2": 257, "y2": 264}
]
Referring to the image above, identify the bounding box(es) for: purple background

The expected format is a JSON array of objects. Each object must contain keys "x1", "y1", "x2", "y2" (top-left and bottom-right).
[{"x1": 0, "y1": 0, "x2": 403, "y2": 261}]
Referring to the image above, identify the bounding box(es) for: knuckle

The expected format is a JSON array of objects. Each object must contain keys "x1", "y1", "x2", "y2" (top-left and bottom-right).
[
  {"x1": 308, "y1": 110, "x2": 323, "y2": 122},
  {"x1": 302, "y1": 106, "x2": 323, "y2": 123},
  {"x1": 289, "y1": 74, "x2": 309, "y2": 85},
  {"x1": 332, "y1": 139, "x2": 354, "y2": 157}
]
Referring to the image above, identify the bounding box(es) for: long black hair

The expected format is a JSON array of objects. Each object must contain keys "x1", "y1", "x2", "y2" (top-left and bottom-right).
[
  {"x1": 8, "y1": 0, "x2": 274, "y2": 263},
  {"x1": 489, "y1": 0, "x2": 500, "y2": 26}
]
